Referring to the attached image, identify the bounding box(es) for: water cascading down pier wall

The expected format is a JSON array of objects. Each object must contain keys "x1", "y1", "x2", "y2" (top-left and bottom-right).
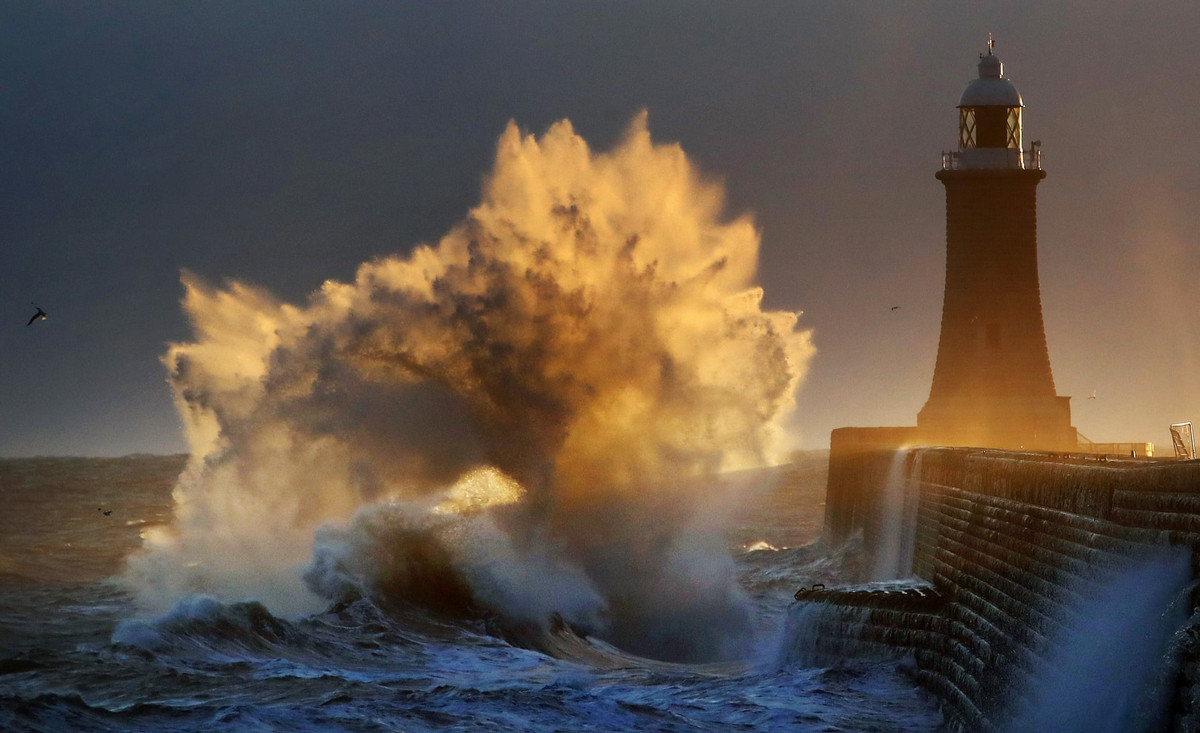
[{"x1": 795, "y1": 430, "x2": 1200, "y2": 732}]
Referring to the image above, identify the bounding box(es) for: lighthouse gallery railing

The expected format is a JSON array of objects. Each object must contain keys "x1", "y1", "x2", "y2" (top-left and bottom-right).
[{"x1": 941, "y1": 148, "x2": 1043, "y2": 171}]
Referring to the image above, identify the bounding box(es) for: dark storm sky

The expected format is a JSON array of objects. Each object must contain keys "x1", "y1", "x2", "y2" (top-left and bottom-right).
[{"x1": 3, "y1": 1, "x2": 1198, "y2": 456}]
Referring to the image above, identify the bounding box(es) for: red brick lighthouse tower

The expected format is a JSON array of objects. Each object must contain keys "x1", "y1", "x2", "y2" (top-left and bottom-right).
[{"x1": 917, "y1": 42, "x2": 1076, "y2": 451}]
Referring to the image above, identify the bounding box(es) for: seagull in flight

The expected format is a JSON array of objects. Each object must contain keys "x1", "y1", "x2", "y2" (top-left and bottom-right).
[
  {"x1": 97, "y1": 507, "x2": 112, "y2": 516},
  {"x1": 26, "y1": 303, "x2": 47, "y2": 326},
  {"x1": 1088, "y1": 390, "x2": 1097, "y2": 400}
]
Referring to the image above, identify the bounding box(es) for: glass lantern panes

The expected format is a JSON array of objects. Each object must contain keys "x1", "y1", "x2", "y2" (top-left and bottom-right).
[
  {"x1": 959, "y1": 109, "x2": 976, "y2": 148},
  {"x1": 1005, "y1": 108, "x2": 1021, "y2": 149},
  {"x1": 959, "y1": 106, "x2": 1021, "y2": 149}
]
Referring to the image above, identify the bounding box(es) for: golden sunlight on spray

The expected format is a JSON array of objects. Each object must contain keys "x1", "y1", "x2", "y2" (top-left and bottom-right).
[
  {"x1": 433, "y1": 467, "x2": 525, "y2": 515},
  {"x1": 126, "y1": 114, "x2": 814, "y2": 660}
]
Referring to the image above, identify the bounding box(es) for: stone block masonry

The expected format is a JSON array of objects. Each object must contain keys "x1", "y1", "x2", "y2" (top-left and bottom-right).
[{"x1": 804, "y1": 444, "x2": 1200, "y2": 732}]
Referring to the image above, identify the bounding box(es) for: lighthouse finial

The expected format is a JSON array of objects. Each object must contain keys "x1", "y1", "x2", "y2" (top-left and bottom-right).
[{"x1": 988, "y1": 34, "x2": 994, "y2": 54}]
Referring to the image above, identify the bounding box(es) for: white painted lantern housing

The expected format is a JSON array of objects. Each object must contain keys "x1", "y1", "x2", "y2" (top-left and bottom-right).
[{"x1": 953, "y1": 48, "x2": 1029, "y2": 169}]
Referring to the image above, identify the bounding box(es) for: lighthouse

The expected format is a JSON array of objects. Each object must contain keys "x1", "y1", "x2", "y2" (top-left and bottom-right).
[
  {"x1": 916, "y1": 42, "x2": 1076, "y2": 451},
  {"x1": 823, "y1": 41, "x2": 1149, "y2": 547}
]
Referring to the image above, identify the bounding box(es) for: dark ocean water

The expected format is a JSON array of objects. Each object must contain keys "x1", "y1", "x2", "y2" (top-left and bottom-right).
[{"x1": 0, "y1": 453, "x2": 942, "y2": 732}]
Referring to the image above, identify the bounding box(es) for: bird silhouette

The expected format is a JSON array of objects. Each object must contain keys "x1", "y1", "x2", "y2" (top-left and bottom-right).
[
  {"x1": 97, "y1": 507, "x2": 112, "y2": 516},
  {"x1": 1088, "y1": 390, "x2": 1097, "y2": 400},
  {"x1": 890, "y1": 306, "x2": 901, "y2": 311},
  {"x1": 26, "y1": 303, "x2": 47, "y2": 326}
]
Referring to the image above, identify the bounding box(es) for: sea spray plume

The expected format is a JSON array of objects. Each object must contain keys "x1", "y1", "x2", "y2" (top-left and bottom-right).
[
  {"x1": 1006, "y1": 547, "x2": 1193, "y2": 733},
  {"x1": 126, "y1": 114, "x2": 814, "y2": 660}
]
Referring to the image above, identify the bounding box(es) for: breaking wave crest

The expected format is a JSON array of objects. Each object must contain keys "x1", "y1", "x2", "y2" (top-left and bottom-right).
[{"x1": 123, "y1": 114, "x2": 813, "y2": 662}]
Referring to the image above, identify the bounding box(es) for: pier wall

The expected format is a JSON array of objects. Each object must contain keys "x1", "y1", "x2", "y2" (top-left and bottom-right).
[{"x1": 810, "y1": 439, "x2": 1200, "y2": 732}]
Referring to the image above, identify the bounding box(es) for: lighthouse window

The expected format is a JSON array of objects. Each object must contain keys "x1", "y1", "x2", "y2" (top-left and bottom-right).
[
  {"x1": 973, "y1": 107, "x2": 1010, "y2": 148},
  {"x1": 959, "y1": 109, "x2": 976, "y2": 148},
  {"x1": 1006, "y1": 108, "x2": 1021, "y2": 149}
]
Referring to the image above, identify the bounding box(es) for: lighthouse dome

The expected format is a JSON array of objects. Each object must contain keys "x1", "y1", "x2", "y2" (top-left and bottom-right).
[{"x1": 958, "y1": 53, "x2": 1023, "y2": 108}]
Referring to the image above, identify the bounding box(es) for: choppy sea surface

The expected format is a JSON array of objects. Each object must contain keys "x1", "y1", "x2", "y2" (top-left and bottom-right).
[{"x1": 0, "y1": 453, "x2": 941, "y2": 731}]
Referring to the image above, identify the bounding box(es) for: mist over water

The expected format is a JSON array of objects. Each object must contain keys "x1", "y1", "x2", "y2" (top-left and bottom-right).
[{"x1": 124, "y1": 115, "x2": 814, "y2": 662}]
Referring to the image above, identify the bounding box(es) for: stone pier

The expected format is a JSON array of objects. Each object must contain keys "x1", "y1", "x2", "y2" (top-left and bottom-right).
[{"x1": 798, "y1": 441, "x2": 1200, "y2": 732}]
